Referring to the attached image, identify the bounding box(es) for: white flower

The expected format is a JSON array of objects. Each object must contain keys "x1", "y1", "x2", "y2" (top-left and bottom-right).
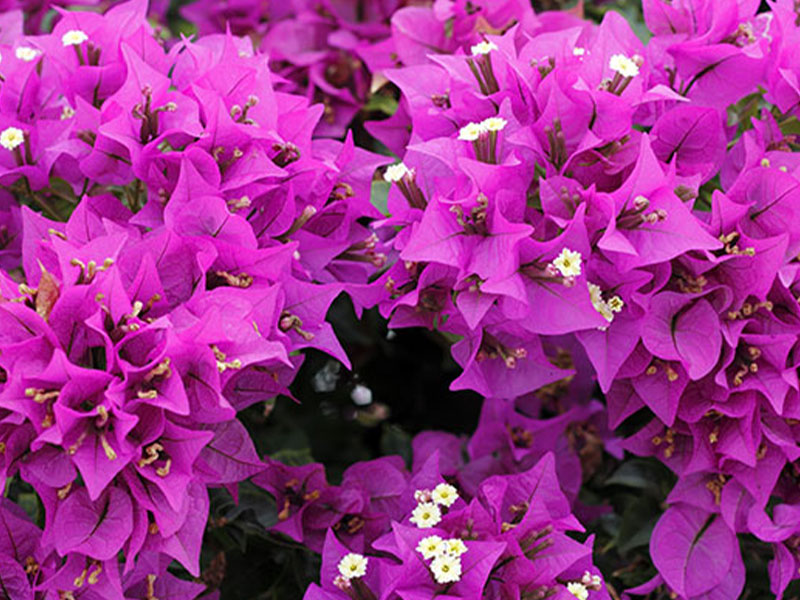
[
  {"x1": 588, "y1": 282, "x2": 623, "y2": 327},
  {"x1": 567, "y1": 582, "x2": 589, "y2": 600},
  {"x1": 471, "y1": 41, "x2": 498, "y2": 56},
  {"x1": 430, "y1": 554, "x2": 462, "y2": 584},
  {"x1": 607, "y1": 295, "x2": 624, "y2": 313},
  {"x1": 431, "y1": 483, "x2": 458, "y2": 508},
  {"x1": 480, "y1": 117, "x2": 507, "y2": 132},
  {"x1": 588, "y1": 283, "x2": 614, "y2": 324},
  {"x1": 337, "y1": 553, "x2": 368, "y2": 580},
  {"x1": 351, "y1": 384, "x2": 373, "y2": 406},
  {"x1": 410, "y1": 502, "x2": 442, "y2": 529},
  {"x1": 609, "y1": 53, "x2": 639, "y2": 78},
  {"x1": 442, "y1": 538, "x2": 468, "y2": 558},
  {"x1": 458, "y1": 122, "x2": 485, "y2": 141},
  {"x1": 384, "y1": 162, "x2": 412, "y2": 183},
  {"x1": 416, "y1": 535, "x2": 444, "y2": 559},
  {"x1": 581, "y1": 571, "x2": 603, "y2": 590},
  {"x1": 0, "y1": 127, "x2": 24, "y2": 151},
  {"x1": 333, "y1": 574, "x2": 351, "y2": 591},
  {"x1": 414, "y1": 489, "x2": 432, "y2": 503},
  {"x1": 581, "y1": 571, "x2": 603, "y2": 588},
  {"x1": 62, "y1": 30, "x2": 88, "y2": 46},
  {"x1": 60, "y1": 106, "x2": 75, "y2": 120},
  {"x1": 552, "y1": 248, "x2": 582, "y2": 278},
  {"x1": 573, "y1": 47, "x2": 586, "y2": 56},
  {"x1": 15, "y1": 47, "x2": 41, "y2": 62}
]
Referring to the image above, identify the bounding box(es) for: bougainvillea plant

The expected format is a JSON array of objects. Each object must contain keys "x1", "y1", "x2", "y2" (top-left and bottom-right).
[{"x1": 1, "y1": 0, "x2": 800, "y2": 599}]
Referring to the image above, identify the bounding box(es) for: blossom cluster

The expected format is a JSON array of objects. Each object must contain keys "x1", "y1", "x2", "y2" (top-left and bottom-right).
[
  {"x1": 255, "y1": 392, "x2": 614, "y2": 599},
  {"x1": 296, "y1": 449, "x2": 607, "y2": 600},
  {"x1": 2, "y1": 0, "x2": 800, "y2": 599},
  {"x1": 181, "y1": 0, "x2": 399, "y2": 138},
  {"x1": 356, "y1": 0, "x2": 800, "y2": 598},
  {"x1": 0, "y1": 0, "x2": 386, "y2": 596}
]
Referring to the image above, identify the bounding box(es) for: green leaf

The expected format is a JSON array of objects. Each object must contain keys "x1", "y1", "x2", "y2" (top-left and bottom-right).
[
  {"x1": 614, "y1": 406, "x2": 656, "y2": 439},
  {"x1": 444, "y1": 16, "x2": 454, "y2": 39},
  {"x1": 779, "y1": 115, "x2": 800, "y2": 137},
  {"x1": 616, "y1": 496, "x2": 661, "y2": 555},
  {"x1": 365, "y1": 94, "x2": 398, "y2": 116},
  {"x1": 370, "y1": 180, "x2": 391, "y2": 216},
  {"x1": 380, "y1": 424, "x2": 412, "y2": 467},
  {"x1": 270, "y1": 447, "x2": 315, "y2": 466},
  {"x1": 16, "y1": 493, "x2": 40, "y2": 524},
  {"x1": 171, "y1": 18, "x2": 198, "y2": 38},
  {"x1": 727, "y1": 90, "x2": 765, "y2": 131},
  {"x1": 605, "y1": 458, "x2": 674, "y2": 497}
]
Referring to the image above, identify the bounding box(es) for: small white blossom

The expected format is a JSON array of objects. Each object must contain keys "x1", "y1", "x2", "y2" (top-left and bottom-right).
[
  {"x1": 607, "y1": 295, "x2": 624, "y2": 313},
  {"x1": 552, "y1": 248, "x2": 582, "y2": 278},
  {"x1": 588, "y1": 282, "x2": 624, "y2": 327},
  {"x1": 60, "y1": 106, "x2": 75, "y2": 120},
  {"x1": 589, "y1": 283, "x2": 614, "y2": 324},
  {"x1": 567, "y1": 582, "x2": 589, "y2": 600},
  {"x1": 416, "y1": 535, "x2": 444, "y2": 560},
  {"x1": 480, "y1": 116, "x2": 507, "y2": 132},
  {"x1": 458, "y1": 122, "x2": 485, "y2": 141},
  {"x1": 15, "y1": 47, "x2": 41, "y2": 62},
  {"x1": 384, "y1": 162, "x2": 413, "y2": 183},
  {"x1": 414, "y1": 489, "x2": 432, "y2": 503},
  {"x1": 573, "y1": 47, "x2": 586, "y2": 56},
  {"x1": 410, "y1": 502, "x2": 442, "y2": 529},
  {"x1": 581, "y1": 571, "x2": 603, "y2": 588},
  {"x1": 430, "y1": 554, "x2": 462, "y2": 584},
  {"x1": 442, "y1": 538, "x2": 468, "y2": 558},
  {"x1": 431, "y1": 483, "x2": 458, "y2": 508},
  {"x1": 351, "y1": 384, "x2": 373, "y2": 406},
  {"x1": 471, "y1": 41, "x2": 498, "y2": 56},
  {"x1": 333, "y1": 574, "x2": 351, "y2": 591},
  {"x1": 609, "y1": 53, "x2": 639, "y2": 78},
  {"x1": 337, "y1": 553, "x2": 368, "y2": 580},
  {"x1": 62, "y1": 30, "x2": 89, "y2": 46},
  {"x1": 0, "y1": 127, "x2": 24, "y2": 151}
]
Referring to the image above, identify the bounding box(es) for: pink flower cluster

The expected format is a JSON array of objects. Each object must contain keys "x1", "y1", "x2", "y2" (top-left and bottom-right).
[
  {"x1": 0, "y1": 1, "x2": 386, "y2": 597},
  {"x1": 355, "y1": 1, "x2": 800, "y2": 598},
  {"x1": 257, "y1": 400, "x2": 610, "y2": 600},
  {"x1": 2, "y1": 0, "x2": 800, "y2": 599}
]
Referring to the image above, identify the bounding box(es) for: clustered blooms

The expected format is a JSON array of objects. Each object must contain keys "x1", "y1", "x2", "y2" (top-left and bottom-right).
[
  {"x1": 299, "y1": 450, "x2": 607, "y2": 600},
  {"x1": 351, "y1": 0, "x2": 800, "y2": 598},
  {"x1": 4, "y1": 0, "x2": 402, "y2": 135},
  {"x1": 416, "y1": 535, "x2": 467, "y2": 584},
  {"x1": 252, "y1": 387, "x2": 617, "y2": 599},
  {"x1": 0, "y1": 0, "x2": 386, "y2": 597},
  {"x1": 178, "y1": 0, "x2": 401, "y2": 138},
  {"x1": 3, "y1": 0, "x2": 800, "y2": 599}
]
